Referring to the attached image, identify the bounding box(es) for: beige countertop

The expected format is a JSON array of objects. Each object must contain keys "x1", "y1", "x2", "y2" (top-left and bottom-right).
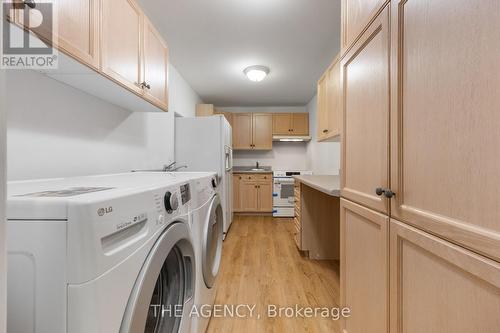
[{"x1": 293, "y1": 175, "x2": 340, "y2": 197}]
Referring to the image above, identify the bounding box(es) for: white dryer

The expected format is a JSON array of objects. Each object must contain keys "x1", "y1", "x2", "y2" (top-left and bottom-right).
[
  {"x1": 189, "y1": 175, "x2": 224, "y2": 333},
  {"x1": 5, "y1": 172, "x2": 211, "y2": 333}
]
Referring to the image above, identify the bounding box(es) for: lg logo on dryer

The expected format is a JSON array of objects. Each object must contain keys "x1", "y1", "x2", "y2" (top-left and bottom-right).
[{"x1": 97, "y1": 206, "x2": 113, "y2": 216}]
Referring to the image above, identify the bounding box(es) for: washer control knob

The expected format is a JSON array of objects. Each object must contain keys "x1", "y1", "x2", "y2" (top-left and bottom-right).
[
  {"x1": 211, "y1": 178, "x2": 217, "y2": 189},
  {"x1": 164, "y1": 191, "x2": 179, "y2": 213},
  {"x1": 157, "y1": 214, "x2": 165, "y2": 225}
]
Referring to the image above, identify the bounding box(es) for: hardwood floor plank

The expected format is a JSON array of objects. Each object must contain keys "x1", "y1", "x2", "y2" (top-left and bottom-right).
[{"x1": 207, "y1": 216, "x2": 341, "y2": 333}]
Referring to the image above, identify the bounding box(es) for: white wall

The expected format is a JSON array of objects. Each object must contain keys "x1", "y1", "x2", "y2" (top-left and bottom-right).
[
  {"x1": 306, "y1": 94, "x2": 341, "y2": 175},
  {"x1": 6, "y1": 64, "x2": 201, "y2": 181},
  {"x1": 0, "y1": 68, "x2": 7, "y2": 333},
  {"x1": 219, "y1": 106, "x2": 310, "y2": 170}
]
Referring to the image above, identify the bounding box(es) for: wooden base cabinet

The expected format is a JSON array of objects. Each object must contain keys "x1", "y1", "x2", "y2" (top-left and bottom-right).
[
  {"x1": 390, "y1": 220, "x2": 500, "y2": 333},
  {"x1": 340, "y1": 199, "x2": 389, "y2": 333},
  {"x1": 233, "y1": 174, "x2": 272, "y2": 213}
]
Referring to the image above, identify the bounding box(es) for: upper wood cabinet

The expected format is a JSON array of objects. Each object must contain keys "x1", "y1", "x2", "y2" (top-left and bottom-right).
[
  {"x1": 317, "y1": 56, "x2": 341, "y2": 142},
  {"x1": 341, "y1": 6, "x2": 390, "y2": 214},
  {"x1": 142, "y1": 16, "x2": 169, "y2": 109},
  {"x1": 341, "y1": 0, "x2": 388, "y2": 52},
  {"x1": 14, "y1": 0, "x2": 100, "y2": 69},
  {"x1": 340, "y1": 199, "x2": 389, "y2": 333},
  {"x1": 214, "y1": 109, "x2": 233, "y2": 128},
  {"x1": 389, "y1": 0, "x2": 500, "y2": 262},
  {"x1": 233, "y1": 113, "x2": 272, "y2": 150},
  {"x1": 390, "y1": 220, "x2": 500, "y2": 333},
  {"x1": 196, "y1": 104, "x2": 215, "y2": 117},
  {"x1": 101, "y1": 0, "x2": 143, "y2": 94},
  {"x1": 272, "y1": 113, "x2": 309, "y2": 136}
]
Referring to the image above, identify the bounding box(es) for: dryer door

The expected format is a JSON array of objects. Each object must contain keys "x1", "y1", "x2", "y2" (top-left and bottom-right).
[
  {"x1": 120, "y1": 222, "x2": 195, "y2": 333},
  {"x1": 202, "y1": 194, "x2": 224, "y2": 288}
]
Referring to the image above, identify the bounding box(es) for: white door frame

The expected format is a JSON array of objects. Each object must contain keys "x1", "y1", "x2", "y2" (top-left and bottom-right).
[{"x1": 0, "y1": 67, "x2": 7, "y2": 333}]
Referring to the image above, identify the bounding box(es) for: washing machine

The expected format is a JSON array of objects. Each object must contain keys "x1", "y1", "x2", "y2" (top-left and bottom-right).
[
  {"x1": 189, "y1": 175, "x2": 224, "y2": 333},
  {"x1": 5, "y1": 172, "x2": 213, "y2": 333}
]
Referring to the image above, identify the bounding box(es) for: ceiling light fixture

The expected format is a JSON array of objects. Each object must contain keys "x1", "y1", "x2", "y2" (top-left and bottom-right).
[{"x1": 244, "y1": 65, "x2": 270, "y2": 82}]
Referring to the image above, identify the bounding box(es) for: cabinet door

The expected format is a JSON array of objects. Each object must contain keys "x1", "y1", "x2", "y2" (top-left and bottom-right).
[
  {"x1": 142, "y1": 16, "x2": 168, "y2": 110},
  {"x1": 341, "y1": 6, "x2": 390, "y2": 214},
  {"x1": 257, "y1": 182, "x2": 273, "y2": 212},
  {"x1": 232, "y1": 113, "x2": 253, "y2": 150},
  {"x1": 101, "y1": 0, "x2": 143, "y2": 94},
  {"x1": 272, "y1": 113, "x2": 291, "y2": 135},
  {"x1": 291, "y1": 113, "x2": 309, "y2": 136},
  {"x1": 240, "y1": 182, "x2": 258, "y2": 212},
  {"x1": 390, "y1": 220, "x2": 500, "y2": 333},
  {"x1": 390, "y1": 0, "x2": 500, "y2": 262},
  {"x1": 17, "y1": 0, "x2": 100, "y2": 68},
  {"x1": 325, "y1": 58, "x2": 341, "y2": 139},
  {"x1": 233, "y1": 174, "x2": 241, "y2": 212},
  {"x1": 340, "y1": 199, "x2": 389, "y2": 333},
  {"x1": 252, "y1": 114, "x2": 272, "y2": 150},
  {"x1": 316, "y1": 74, "x2": 328, "y2": 140},
  {"x1": 341, "y1": 0, "x2": 387, "y2": 51}
]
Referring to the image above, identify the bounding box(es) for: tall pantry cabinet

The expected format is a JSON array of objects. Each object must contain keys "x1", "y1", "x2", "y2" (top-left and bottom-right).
[{"x1": 340, "y1": 1, "x2": 500, "y2": 332}]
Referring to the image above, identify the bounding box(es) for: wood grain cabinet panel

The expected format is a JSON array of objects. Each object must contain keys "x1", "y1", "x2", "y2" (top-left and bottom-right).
[
  {"x1": 239, "y1": 181, "x2": 259, "y2": 212},
  {"x1": 316, "y1": 74, "x2": 329, "y2": 140},
  {"x1": 341, "y1": 0, "x2": 388, "y2": 52},
  {"x1": 252, "y1": 114, "x2": 273, "y2": 150},
  {"x1": 232, "y1": 113, "x2": 253, "y2": 150},
  {"x1": 16, "y1": 0, "x2": 100, "y2": 68},
  {"x1": 341, "y1": 6, "x2": 390, "y2": 214},
  {"x1": 291, "y1": 113, "x2": 309, "y2": 135},
  {"x1": 390, "y1": 0, "x2": 500, "y2": 262},
  {"x1": 142, "y1": 16, "x2": 168, "y2": 109},
  {"x1": 340, "y1": 199, "x2": 389, "y2": 333},
  {"x1": 233, "y1": 174, "x2": 241, "y2": 212},
  {"x1": 257, "y1": 181, "x2": 273, "y2": 212},
  {"x1": 101, "y1": 0, "x2": 143, "y2": 94},
  {"x1": 272, "y1": 113, "x2": 291, "y2": 135},
  {"x1": 390, "y1": 220, "x2": 500, "y2": 333},
  {"x1": 317, "y1": 56, "x2": 341, "y2": 142}
]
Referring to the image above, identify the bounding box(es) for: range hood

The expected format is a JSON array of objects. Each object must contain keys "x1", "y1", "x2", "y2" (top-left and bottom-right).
[{"x1": 272, "y1": 135, "x2": 311, "y2": 142}]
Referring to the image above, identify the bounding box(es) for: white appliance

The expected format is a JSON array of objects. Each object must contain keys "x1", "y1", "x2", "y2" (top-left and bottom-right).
[
  {"x1": 273, "y1": 170, "x2": 313, "y2": 217},
  {"x1": 175, "y1": 115, "x2": 233, "y2": 238},
  {"x1": 5, "y1": 172, "x2": 214, "y2": 333},
  {"x1": 189, "y1": 175, "x2": 224, "y2": 333}
]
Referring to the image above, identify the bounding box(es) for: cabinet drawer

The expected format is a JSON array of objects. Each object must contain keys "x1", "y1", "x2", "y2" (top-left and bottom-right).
[
  {"x1": 239, "y1": 174, "x2": 256, "y2": 182},
  {"x1": 256, "y1": 174, "x2": 271, "y2": 182}
]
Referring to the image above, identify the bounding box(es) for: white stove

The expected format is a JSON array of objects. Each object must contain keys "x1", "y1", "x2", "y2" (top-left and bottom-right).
[{"x1": 273, "y1": 170, "x2": 312, "y2": 217}]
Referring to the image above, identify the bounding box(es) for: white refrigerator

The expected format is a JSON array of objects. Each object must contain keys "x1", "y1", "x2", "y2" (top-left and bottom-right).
[{"x1": 175, "y1": 115, "x2": 233, "y2": 237}]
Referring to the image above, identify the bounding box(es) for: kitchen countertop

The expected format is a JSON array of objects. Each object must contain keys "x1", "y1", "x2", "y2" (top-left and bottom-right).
[
  {"x1": 293, "y1": 175, "x2": 340, "y2": 197},
  {"x1": 233, "y1": 166, "x2": 273, "y2": 174}
]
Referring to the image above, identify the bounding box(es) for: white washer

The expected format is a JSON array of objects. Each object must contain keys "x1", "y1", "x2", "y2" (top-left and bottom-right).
[
  {"x1": 5, "y1": 172, "x2": 213, "y2": 333},
  {"x1": 189, "y1": 175, "x2": 224, "y2": 333}
]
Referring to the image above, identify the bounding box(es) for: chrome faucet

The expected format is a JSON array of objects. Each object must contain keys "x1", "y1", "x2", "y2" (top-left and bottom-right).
[
  {"x1": 131, "y1": 161, "x2": 187, "y2": 173},
  {"x1": 256, "y1": 161, "x2": 260, "y2": 169}
]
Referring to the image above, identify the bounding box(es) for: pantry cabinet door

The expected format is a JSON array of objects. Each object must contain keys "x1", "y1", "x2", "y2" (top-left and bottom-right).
[
  {"x1": 272, "y1": 113, "x2": 291, "y2": 135},
  {"x1": 240, "y1": 182, "x2": 258, "y2": 212},
  {"x1": 143, "y1": 16, "x2": 168, "y2": 110},
  {"x1": 233, "y1": 174, "x2": 241, "y2": 212},
  {"x1": 252, "y1": 114, "x2": 272, "y2": 150},
  {"x1": 291, "y1": 113, "x2": 309, "y2": 136},
  {"x1": 101, "y1": 0, "x2": 143, "y2": 94},
  {"x1": 232, "y1": 113, "x2": 253, "y2": 150},
  {"x1": 390, "y1": 220, "x2": 500, "y2": 333},
  {"x1": 390, "y1": 0, "x2": 500, "y2": 262},
  {"x1": 257, "y1": 182, "x2": 273, "y2": 212},
  {"x1": 340, "y1": 199, "x2": 389, "y2": 333},
  {"x1": 341, "y1": 6, "x2": 390, "y2": 214},
  {"x1": 341, "y1": 0, "x2": 388, "y2": 52},
  {"x1": 16, "y1": 0, "x2": 100, "y2": 68}
]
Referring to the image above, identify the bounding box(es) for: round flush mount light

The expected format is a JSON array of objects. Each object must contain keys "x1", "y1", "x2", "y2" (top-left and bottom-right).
[{"x1": 243, "y1": 65, "x2": 270, "y2": 82}]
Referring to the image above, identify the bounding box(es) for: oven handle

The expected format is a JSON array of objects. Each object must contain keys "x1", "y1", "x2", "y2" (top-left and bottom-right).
[{"x1": 273, "y1": 178, "x2": 295, "y2": 184}]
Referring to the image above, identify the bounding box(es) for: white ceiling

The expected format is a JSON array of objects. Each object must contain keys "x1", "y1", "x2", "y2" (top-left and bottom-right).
[{"x1": 139, "y1": 0, "x2": 341, "y2": 106}]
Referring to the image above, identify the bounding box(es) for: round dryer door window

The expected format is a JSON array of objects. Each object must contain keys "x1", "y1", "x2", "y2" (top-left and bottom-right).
[
  {"x1": 203, "y1": 194, "x2": 224, "y2": 288},
  {"x1": 121, "y1": 222, "x2": 195, "y2": 333}
]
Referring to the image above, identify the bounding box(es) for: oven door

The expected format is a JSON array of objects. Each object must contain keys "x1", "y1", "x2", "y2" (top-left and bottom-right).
[{"x1": 273, "y1": 177, "x2": 295, "y2": 207}]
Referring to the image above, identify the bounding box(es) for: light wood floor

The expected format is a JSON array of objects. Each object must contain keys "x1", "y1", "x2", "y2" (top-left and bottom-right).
[{"x1": 207, "y1": 215, "x2": 341, "y2": 333}]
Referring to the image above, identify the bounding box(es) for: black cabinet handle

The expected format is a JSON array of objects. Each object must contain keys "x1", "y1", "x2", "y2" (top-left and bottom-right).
[
  {"x1": 323, "y1": 129, "x2": 328, "y2": 133},
  {"x1": 140, "y1": 82, "x2": 151, "y2": 90},
  {"x1": 24, "y1": 0, "x2": 36, "y2": 8},
  {"x1": 375, "y1": 188, "x2": 396, "y2": 198}
]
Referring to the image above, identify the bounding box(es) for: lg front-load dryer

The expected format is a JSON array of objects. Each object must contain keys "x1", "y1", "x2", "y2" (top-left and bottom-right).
[
  {"x1": 189, "y1": 175, "x2": 224, "y2": 333},
  {"x1": 6, "y1": 173, "x2": 199, "y2": 333}
]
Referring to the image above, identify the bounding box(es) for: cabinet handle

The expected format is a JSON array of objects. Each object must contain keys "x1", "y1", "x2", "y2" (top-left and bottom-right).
[
  {"x1": 140, "y1": 82, "x2": 151, "y2": 90},
  {"x1": 23, "y1": 0, "x2": 36, "y2": 8},
  {"x1": 375, "y1": 187, "x2": 396, "y2": 198},
  {"x1": 323, "y1": 129, "x2": 328, "y2": 133}
]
